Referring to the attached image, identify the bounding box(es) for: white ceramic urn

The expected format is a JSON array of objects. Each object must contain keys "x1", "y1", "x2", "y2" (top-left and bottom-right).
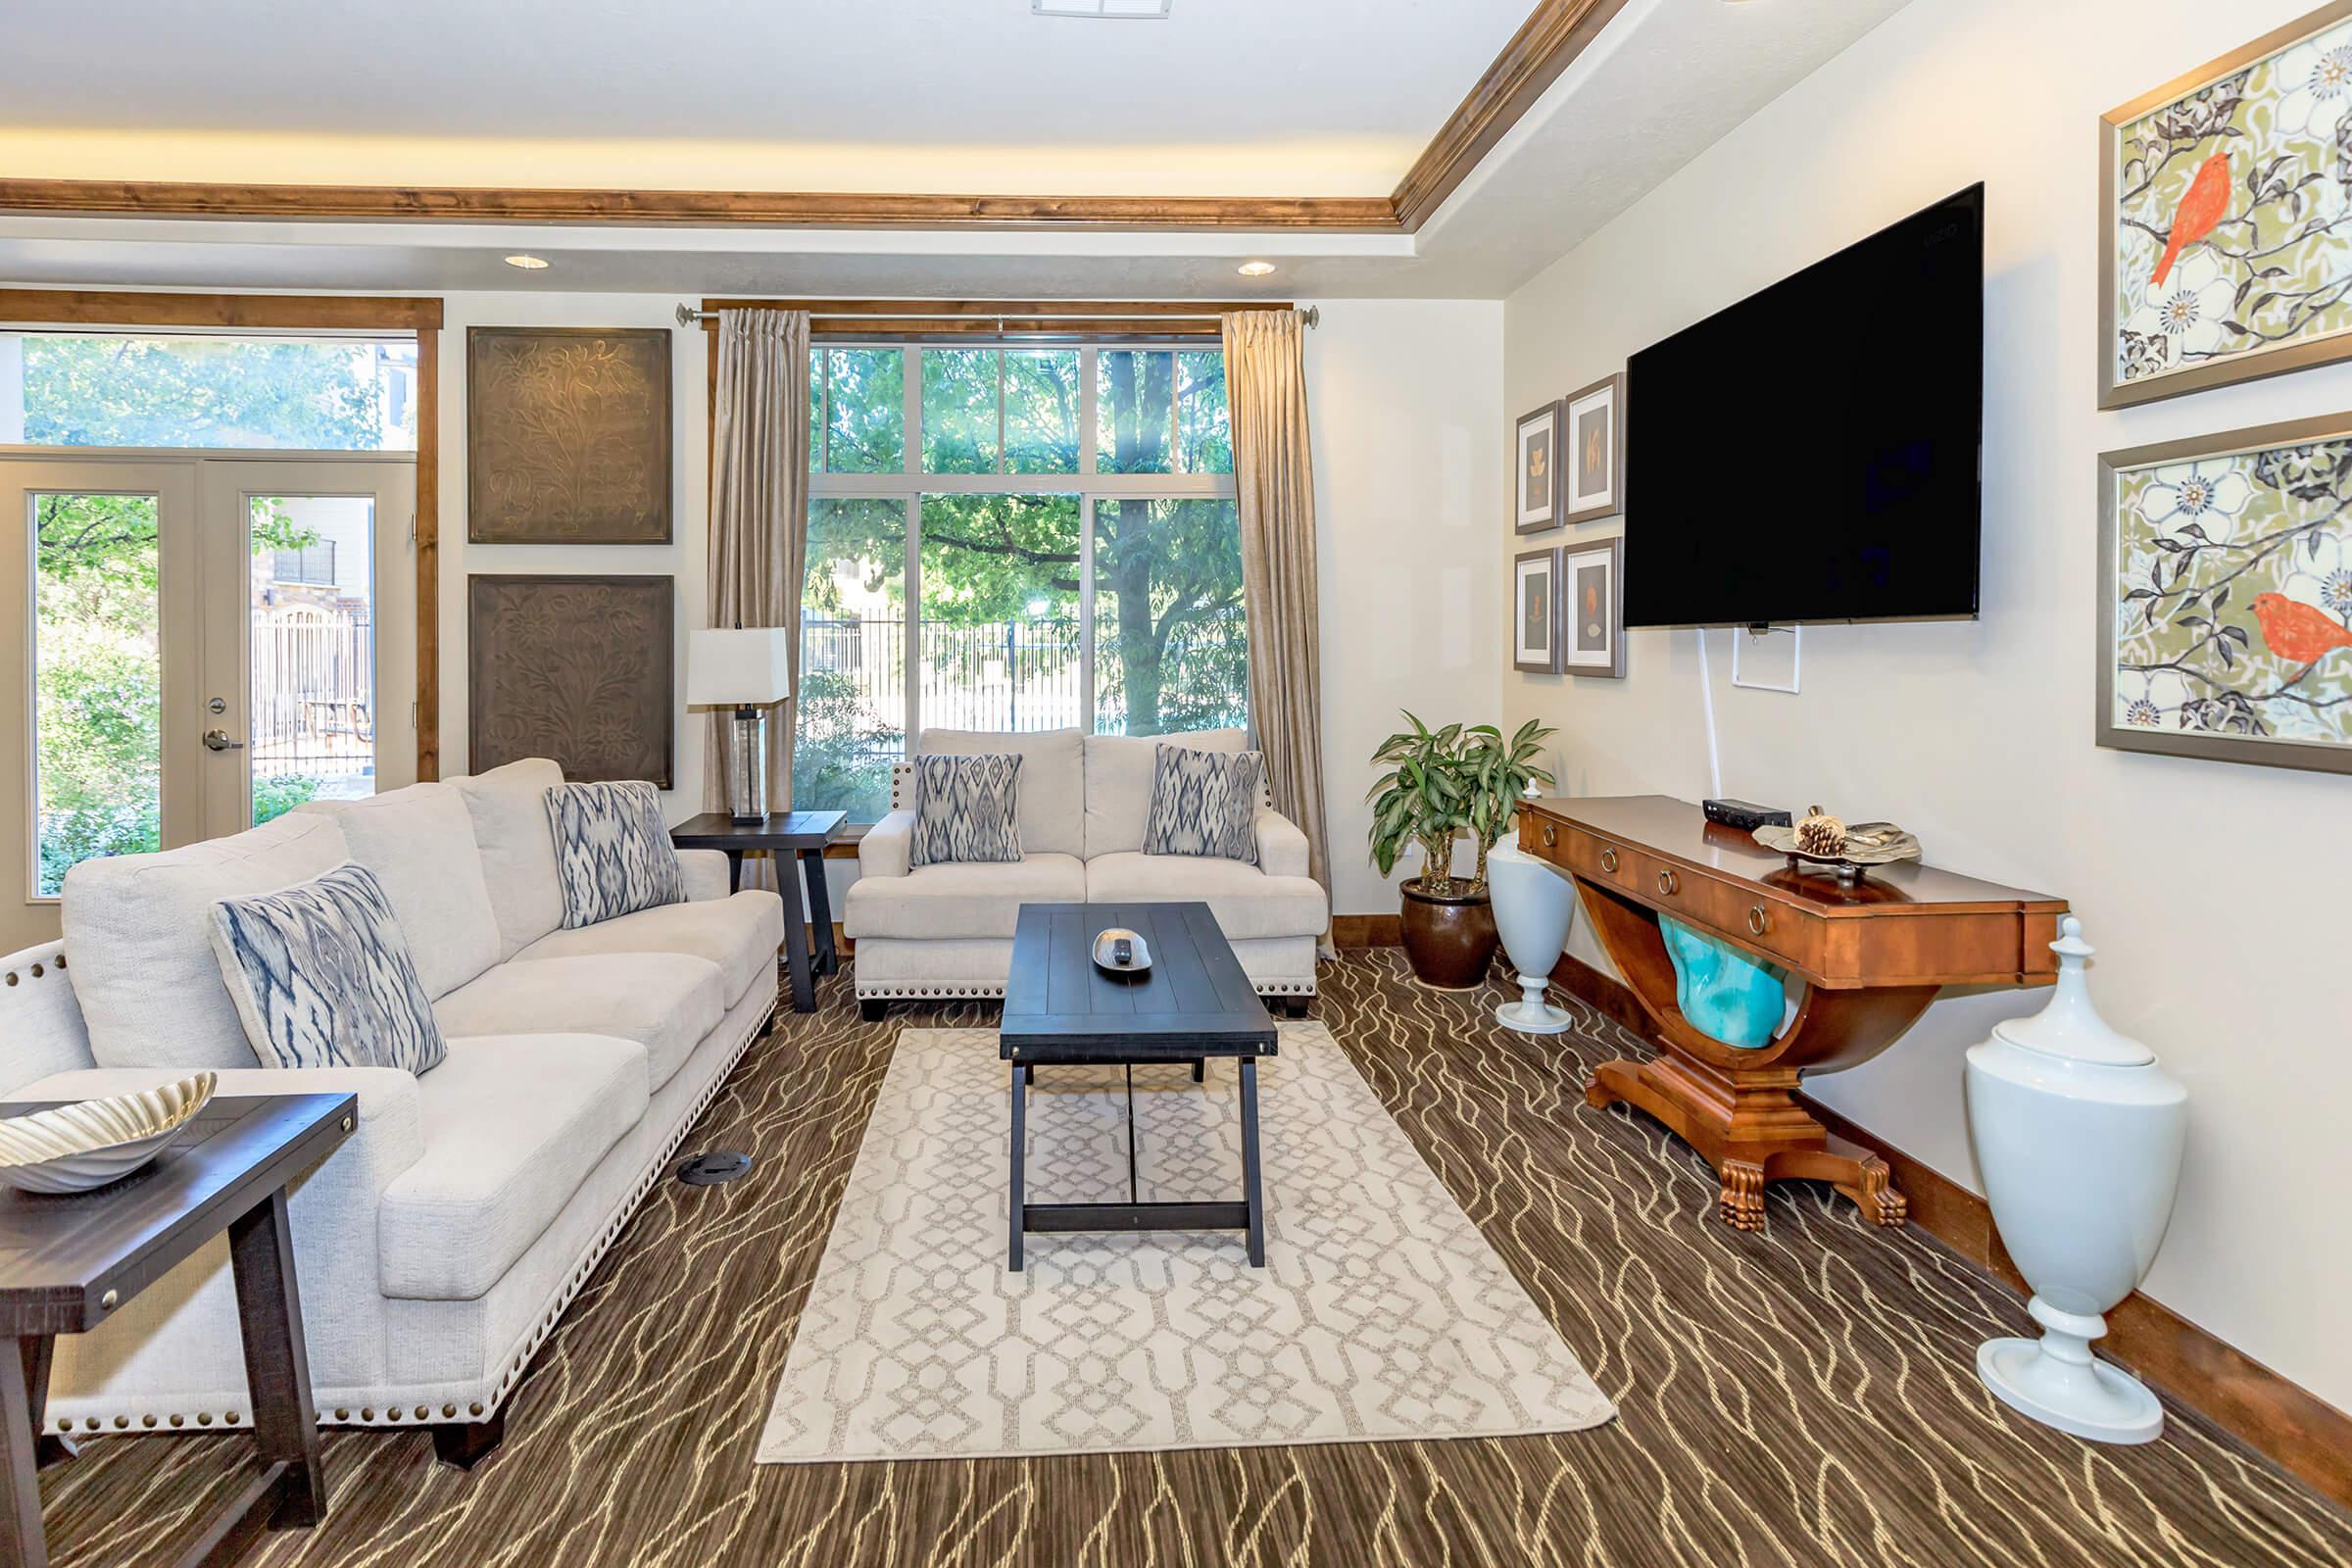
[
  {"x1": 1963, "y1": 915, "x2": 2186, "y2": 1445},
  {"x1": 1486, "y1": 841, "x2": 1576, "y2": 1034}
]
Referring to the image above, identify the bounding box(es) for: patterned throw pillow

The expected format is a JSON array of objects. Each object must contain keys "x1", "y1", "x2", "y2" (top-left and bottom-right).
[
  {"x1": 909, "y1": 754, "x2": 1024, "y2": 867},
  {"x1": 208, "y1": 862, "x2": 448, "y2": 1074},
  {"x1": 1142, "y1": 745, "x2": 1264, "y2": 865},
  {"x1": 545, "y1": 781, "x2": 688, "y2": 929}
]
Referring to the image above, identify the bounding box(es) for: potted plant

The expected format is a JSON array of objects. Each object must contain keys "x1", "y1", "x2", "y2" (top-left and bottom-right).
[{"x1": 1367, "y1": 713, "x2": 1556, "y2": 989}]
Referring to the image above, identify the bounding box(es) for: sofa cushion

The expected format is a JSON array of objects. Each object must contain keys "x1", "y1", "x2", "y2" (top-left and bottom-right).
[
  {"x1": 294, "y1": 783, "x2": 501, "y2": 1002},
  {"x1": 210, "y1": 862, "x2": 449, "y2": 1075},
  {"x1": 511, "y1": 889, "x2": 785, "y2": 1007},
  {"x1": 1083, "y1": 853, "x2": 1328, "y2": 941},
  {"x1": 1083, "y1": 728, "x2": 1249, "y2": 859},
  {"x1": 909, "y1": 753, "x2": 1023, "y2": 867},
  {"x1": 432, "y1": 953, "x2": 724, "y2": 1094},
  {"x1": 843, "y1": 853, "x2": 1085, "y2": 941},
  {"x1": 378, "y1": 1032, "x2": 648, "y2": 1300},
  {"x1": 545, "y1": 781, "x2": 688, "y2": 928},
  {"x1": 918, "y1": 727, "x2": 1083, "y2": 858},
  {"x1": 450, "y1": 758, "x2": 567, "y2": 958},
  {"x1": 62, "y1": 809, "x2": 351, "y2": 1071},
  {"x1": 1143, "y1": 745, "x2": 1264, "y2": 865}
]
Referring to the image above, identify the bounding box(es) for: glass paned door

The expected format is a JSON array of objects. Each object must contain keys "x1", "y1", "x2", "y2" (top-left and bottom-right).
[
  {"x1": 197, "y1": 461, "x2": 416, "y2": 843},
  {"x1": 1, "y1": 460, "x2": 198, "y2": 950}
]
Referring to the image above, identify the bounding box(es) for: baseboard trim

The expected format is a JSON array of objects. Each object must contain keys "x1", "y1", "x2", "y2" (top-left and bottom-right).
[
  {"x1": 1544, "y1": 949, "x2": 2352, "y2": 1514},
  {"x1": 1332, "y1": 913, "x2": 1401, "y2": 950}
]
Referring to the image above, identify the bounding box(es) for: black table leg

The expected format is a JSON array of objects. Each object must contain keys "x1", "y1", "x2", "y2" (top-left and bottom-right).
[
  {"x1": 1007, "y1": 1062, "x2": 1027, "y2": 1273},
  {"x1": 0, "y1": 1339, "x2": 44, "y2": 1568},
  {"x1": 779, "y1": 876, "x2": 816, "y2": 1014},
  {"x1": 228, "y1": 1187, "x2": 324, "y2": 1530},
  {"x1": 1239, "y1": 1057, "x2": 1265, "y2": 1268},
  {"x1": 799, "y1": 849, "x2": 837, "y2": 975},
  {"x1": 724, "y1": 850, "x2": 745, "y2": 895}
]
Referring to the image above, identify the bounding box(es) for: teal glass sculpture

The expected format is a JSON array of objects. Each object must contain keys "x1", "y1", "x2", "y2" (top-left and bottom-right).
[{"x1": 1659, "y1": 915, "x2": 1786, "y2": 1050}]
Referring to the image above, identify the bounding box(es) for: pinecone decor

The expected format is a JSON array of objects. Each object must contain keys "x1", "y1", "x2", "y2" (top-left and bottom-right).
[{"x1": 1794, "y1": 806, "x2": 1847, "y2": 858}]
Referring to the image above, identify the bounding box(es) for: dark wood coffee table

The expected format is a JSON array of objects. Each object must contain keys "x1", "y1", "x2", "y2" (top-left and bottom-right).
[
  {"x1": 1001, "y1": 902, "x2": 1278, "y2": 1272},
  {"x1": 0, "y1": 1090, "x2": 355, "y2": 1568},
  {"x1": 669, "y1": 809, "x2": 850, "y2": 1013}
]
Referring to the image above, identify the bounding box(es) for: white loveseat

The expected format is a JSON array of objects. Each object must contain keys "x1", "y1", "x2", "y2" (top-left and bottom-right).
[
  {"x1": 846, "y1": 727, "x2": 1327, "y2": 1013},
  {"x1": 0, "y1": 759, "x2": 783, "y2": 1463}
]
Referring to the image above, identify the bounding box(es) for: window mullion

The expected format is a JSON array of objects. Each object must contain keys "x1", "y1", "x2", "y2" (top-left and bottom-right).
[
  {"x1": 1079, "y1": 345, "x2": 1098, "y2": 478},
  {"x1": 996, "y1": 350, "x2": 1007, "y2": 475},
  {"x1": 1080, "y1": 494, "x2": 1096, "y2": 733},
  {"x1": 1169, "y1": 352, "x2": 1183, "y2": 474},
  {"x1": 905, "y1": 493, "x2": 921, "y2": 758}
]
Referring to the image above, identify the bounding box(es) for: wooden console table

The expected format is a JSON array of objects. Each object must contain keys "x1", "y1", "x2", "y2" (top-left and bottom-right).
[{"x1": 1517, "y1": 796, "x2": 2066, "y2": 1231}]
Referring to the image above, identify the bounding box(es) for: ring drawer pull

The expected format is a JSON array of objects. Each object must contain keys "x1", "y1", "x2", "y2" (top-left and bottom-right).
[
  {"x1": 1657, "y1": 869, "x2": 1679, "y2": 897},
  {"x1": 1747, "y1": 905, "x2": 1768, "y2": 936},
  {"x1": 1599, "y1": 848, "x2": 1619, "y2": 873},
  {"x1": 1542, "y1": 824, "x2": 1557, "y2": 847}
]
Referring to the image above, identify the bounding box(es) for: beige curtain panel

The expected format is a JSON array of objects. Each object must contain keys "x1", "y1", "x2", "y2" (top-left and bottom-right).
[
  {"x1": 706, "y1": 308, "x2": 811, "y2": 890},
  {"x1": 1223, "y1": 309, "x2": 1334, "y2": 948}
]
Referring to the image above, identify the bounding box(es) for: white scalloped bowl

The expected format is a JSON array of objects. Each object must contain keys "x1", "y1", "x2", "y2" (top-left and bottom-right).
[{"x1": 0, "y1": 1073, "x2": 217, "y2": 1195}]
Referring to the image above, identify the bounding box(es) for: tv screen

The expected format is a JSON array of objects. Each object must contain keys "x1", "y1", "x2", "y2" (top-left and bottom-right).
[{"x1": 1622, "y1": 183, "x2": 1984, "y2": 628}]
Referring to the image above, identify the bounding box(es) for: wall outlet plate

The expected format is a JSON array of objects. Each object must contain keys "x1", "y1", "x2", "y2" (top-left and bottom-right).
[{"x1": 1732, "y1": 624, "x2": 1800, "y2": 694}]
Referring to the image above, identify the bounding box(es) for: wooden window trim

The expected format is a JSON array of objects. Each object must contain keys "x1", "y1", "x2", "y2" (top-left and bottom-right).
[{"x1": 0, "y1": 288, "x2": 444, "y2": 780}]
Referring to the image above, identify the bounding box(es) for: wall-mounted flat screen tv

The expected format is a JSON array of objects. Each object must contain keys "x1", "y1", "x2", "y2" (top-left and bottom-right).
[{"x1": 1623, "y1": 183, "x2": 1984, "y2": 628}]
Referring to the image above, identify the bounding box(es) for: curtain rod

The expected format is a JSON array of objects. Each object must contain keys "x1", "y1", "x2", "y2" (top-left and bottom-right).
[{"x1": 673, "y1": 303, "x2": 1317, "y2": 329}]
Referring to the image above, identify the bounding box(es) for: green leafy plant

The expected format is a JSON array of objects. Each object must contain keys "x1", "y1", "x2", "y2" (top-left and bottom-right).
[
  {"x1": 1366, "y1": 711, "x2": 1556, "y2": 899},
  {"x1": 1461, "y1": 718, "x2": 1558, "y2": 887}
]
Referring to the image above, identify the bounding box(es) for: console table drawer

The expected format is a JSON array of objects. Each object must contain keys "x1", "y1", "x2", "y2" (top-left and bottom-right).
[{"x1": 1523, "y1": 817, "x2": 1829, "y2": 972}]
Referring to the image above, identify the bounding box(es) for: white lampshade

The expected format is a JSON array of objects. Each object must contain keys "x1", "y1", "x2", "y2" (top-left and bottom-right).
[{"x1": 687, "y1": 627, "x2": 792, "y2": 707}]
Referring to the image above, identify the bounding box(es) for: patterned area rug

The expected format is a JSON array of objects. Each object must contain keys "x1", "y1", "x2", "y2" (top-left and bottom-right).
[{"x1": 757, "y1": 1022, "x2": 1615, "y2": 1462}]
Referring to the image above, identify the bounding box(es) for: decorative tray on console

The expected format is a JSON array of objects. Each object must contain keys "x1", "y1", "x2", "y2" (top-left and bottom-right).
[{"x1": 1750, "y1": 821, "x2": 1922, "y2": 883}]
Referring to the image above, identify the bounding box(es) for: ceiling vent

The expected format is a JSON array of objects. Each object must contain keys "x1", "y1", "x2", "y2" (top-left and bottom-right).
[{"x1": 1032, "y1": 0, "x2": 1171, "y2": 17}]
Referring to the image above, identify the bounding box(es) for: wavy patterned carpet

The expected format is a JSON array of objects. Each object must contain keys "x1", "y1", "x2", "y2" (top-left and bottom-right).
[{"x1": 33, "y1": 952, "x2": 2352, "y2": 1568}]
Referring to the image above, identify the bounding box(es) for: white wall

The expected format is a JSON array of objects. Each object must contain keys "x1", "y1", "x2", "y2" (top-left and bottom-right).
[
  {"x1": 433, "y1": 293, "x2": 710, "y2": 819},
  {"x1": 1502, "y1": 0, "x2": 2352, "y2": 1410},
  {"x1": 1306, "y1": 299, "x2": 1506, "y2": 914}
]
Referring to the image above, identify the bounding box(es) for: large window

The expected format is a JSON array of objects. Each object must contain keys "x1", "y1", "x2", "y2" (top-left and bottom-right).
[
  {"x1": 0, "y1": 335, "x2": 417, "y2": 451},
  {"x1": 795, "y1": 342, "x2": 1241, "y2": 822}
]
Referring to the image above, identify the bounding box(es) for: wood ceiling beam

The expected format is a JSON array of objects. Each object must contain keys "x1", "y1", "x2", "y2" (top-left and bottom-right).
[{"x1": 0, "y1": 1, "x2": 1634, "y2": 238}]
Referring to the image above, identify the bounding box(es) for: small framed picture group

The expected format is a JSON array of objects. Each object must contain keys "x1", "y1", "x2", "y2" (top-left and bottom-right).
[{"x1": 1513, "y1": 372, "x2": 1625, "y2": 677}]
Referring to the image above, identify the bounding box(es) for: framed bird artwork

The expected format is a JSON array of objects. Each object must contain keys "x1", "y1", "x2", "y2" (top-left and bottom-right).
[
  {"x1": 2101, "y1": 1, "x2": 2352, "y2": 409},
  {"x1": 2098, "y1": 415, "x2": 2352, "y2": 774}
]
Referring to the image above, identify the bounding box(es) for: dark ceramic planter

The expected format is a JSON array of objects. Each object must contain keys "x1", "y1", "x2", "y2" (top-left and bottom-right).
[{"x1": 1398, "y1": 877, "x2": 1499, "y2": 991}]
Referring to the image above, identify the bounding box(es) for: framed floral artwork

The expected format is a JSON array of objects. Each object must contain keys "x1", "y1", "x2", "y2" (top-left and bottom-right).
[
  {"x1": 2101, "y1": 2, "x2": 2352, "y2": 409},
  {"x1": 468, "y1": 326, "x2": 673, "y2": 542},
  {"x1": 468, "y1": 574, "x2": 675, "y2": 787},
  {"x1": 2098, "y1": 415, "x2": 2352, "y2": 773},
  {"x1": 1562, "y1": 536, "x2": 1626, "y2": 678},
  {"x1": 1513, "y1": 548, "x2": 1561, "y2": 673},
  {"x1": 1562, "y1": 373, "x2": 1625, "y2": 524},
  {"x1": 1515, "y1": 402, "x2": 1562, "y2": 533}
]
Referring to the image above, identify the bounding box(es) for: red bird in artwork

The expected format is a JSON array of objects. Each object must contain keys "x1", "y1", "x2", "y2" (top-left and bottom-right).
[
  {"x1": 2251, "y1": 592, "x2": 2352, "y2": 663},
  {"x1": 2152, "y1": 153, "x2": 2232, "y2": 287}
]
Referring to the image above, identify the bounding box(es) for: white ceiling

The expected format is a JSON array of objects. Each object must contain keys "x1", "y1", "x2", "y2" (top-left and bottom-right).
[
  {"x1": 0, "y1": 0, "x2": 1910, "y2": 302},
  {"x1": 0, "y1": 0, "x2": 1529, "y2": 197}
]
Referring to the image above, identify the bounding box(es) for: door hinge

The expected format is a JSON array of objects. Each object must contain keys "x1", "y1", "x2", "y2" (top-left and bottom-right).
[
  {"x1": 407, "y1": 513, "x2": 416, "y2": 548},
  {"x1": 411, "y1": 702, "x2": 419, "y2": 731}
]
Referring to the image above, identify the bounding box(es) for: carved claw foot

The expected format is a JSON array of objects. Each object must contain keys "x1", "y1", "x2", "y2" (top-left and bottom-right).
[
  {"x1": 1718, "y1": 1160, "x2": 1767, "y2": 1231},
  {"x1": 1848, "y1": 1155, "x2": 1908, "y2": 1226}
]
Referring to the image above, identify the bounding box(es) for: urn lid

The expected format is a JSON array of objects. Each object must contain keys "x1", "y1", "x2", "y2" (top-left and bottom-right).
[{"x1": 1989, "y1": 916, "x2": 2154, "y2": 1067}]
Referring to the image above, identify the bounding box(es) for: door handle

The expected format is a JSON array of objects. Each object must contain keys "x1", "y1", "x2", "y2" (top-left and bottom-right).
[{"x1": 202, "y1": 728, "x2": 246, "y2": 752}]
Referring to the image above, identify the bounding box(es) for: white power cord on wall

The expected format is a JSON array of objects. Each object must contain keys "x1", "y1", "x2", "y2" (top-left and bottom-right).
[{"x1": 1694, "y1": 626, "x2": 1723, "y2": 800}]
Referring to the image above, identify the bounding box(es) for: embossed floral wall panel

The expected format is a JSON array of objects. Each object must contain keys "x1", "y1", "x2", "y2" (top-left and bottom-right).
[
  {"x1": 2105, "y1": 3, "x2": 2352, "y2": 405},
  {"x1": 467, "y1": 326, "x2": 673, "y2": 542},
  {"x1": 2103, "y1": 421, "x2": 2352, "y2": 771},
  {"x1": 467, "y1": 574, "x2": 674, "y2": 787}
]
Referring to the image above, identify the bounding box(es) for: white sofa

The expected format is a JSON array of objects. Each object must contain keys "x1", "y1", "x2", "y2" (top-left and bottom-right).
[
  {"x1": 0, "y1": 759, "x2": 783, "y2": 1465},
  {"x1": 847, "y1": 727, "x2": 1327, "y2": 1013}
]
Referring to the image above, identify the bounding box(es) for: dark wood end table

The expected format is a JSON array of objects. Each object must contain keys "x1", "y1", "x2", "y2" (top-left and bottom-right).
[
  {"x1": 670, "y1": 809, "x2": 850, "y2": 1013},
  {"x1": 1001, "y1": 903, "x2": 1278, "y2": 1272},
  {"x1": 0, "y1": 1091, "x2": 356, "y2": 1568}
]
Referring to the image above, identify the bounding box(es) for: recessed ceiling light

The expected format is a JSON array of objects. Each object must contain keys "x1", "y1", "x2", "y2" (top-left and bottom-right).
[
  {"x1": 504, "y1": 254, "x2": 552, "y2": 270},
  {"x1": 1238, "y1": 261, "x2": 1277, "y2": 277},
  {"x1": 1033, "y1": 0, "x2": 1170, "y2": 17}
]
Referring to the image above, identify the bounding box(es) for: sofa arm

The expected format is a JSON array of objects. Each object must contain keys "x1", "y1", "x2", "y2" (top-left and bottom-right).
[
  {"x1": 859, "y1": 810, "x2": 914, "y2": 880},
  {"x1": 678, "y1": 848, "x2": 732, "y2": 903},
  {"x1": 1254, "y1": 809, "x2": 1311, "y2": 879}
]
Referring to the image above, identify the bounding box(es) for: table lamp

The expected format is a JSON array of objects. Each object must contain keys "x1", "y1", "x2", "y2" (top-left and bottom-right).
[{"x1": 688, "y1": 627, "x2": 792, "y2": 823}]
